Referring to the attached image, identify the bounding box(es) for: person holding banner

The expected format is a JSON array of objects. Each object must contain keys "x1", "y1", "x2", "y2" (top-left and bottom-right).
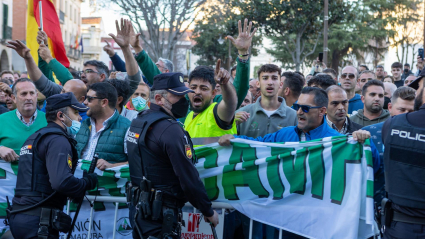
[
  {"x1": 219, "y1": 87, "x2": 381, "y2": 173},
  {"x1": 7, "y1": 92, "x2": 98, "y2": 239},
  {"x1": 126, "y1": 72, "x2": 219, "y2": 239}
]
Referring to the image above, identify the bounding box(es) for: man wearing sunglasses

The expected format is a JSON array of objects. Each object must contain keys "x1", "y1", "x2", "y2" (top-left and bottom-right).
[
  {"x1": 219, "y1": 87, "x2": 380, "y2": 174},
  {"x1": 340, "y1": 66, "x2": 364, "y2": 116}
]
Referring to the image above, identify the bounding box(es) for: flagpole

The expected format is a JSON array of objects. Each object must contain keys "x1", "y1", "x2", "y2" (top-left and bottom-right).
[{"x1": 39, "y1": 0, "x2": 43, "y2": 31}]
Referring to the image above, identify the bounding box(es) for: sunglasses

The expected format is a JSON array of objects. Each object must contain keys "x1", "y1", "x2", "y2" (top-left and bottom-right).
[
  {"x1": 293, "y1": 103, "x2": 323, "y2": 113},
  {"x1": 86, "y1": 96, "x2": 103, "y2": 103},
  {"x1": 340, "y1": 73, "x2": 356, "y2": 80}
]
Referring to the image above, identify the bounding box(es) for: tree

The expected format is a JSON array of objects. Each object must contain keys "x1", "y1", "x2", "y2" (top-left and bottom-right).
[
  {"x1": 233, "y1": 0, "x2": 349, "y2": 71},
  {"x1": 191, "y1": 0, "x2": 262, "y2": 67},
  {"x1": 102, "y1": 0, "x2": 206, "y2": 62}
]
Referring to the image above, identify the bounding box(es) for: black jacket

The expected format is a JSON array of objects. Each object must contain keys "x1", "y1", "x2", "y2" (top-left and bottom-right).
[{"x1": 346, "y1": 117, "x2": 363, "y2": 134}]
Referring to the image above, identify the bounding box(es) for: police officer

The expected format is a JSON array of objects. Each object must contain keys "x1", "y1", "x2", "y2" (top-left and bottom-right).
[
  {"x1": 126, "y1": 72, "x2": 219, "y2": 239},
  {"x1": 8, "y1": 92, "x2": 98, "y2": 239},
  {"x1": 381, "y1": 78, "x2": 425, "y2": 238}
]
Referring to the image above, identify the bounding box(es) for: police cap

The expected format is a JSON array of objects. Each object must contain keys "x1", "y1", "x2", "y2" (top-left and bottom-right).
[
  {"x1": 45, "y1": 92, "x2": 89, "y2": 112},
  {"x1": 151, "y1": 72, "x2": 194, "y2": 95}
]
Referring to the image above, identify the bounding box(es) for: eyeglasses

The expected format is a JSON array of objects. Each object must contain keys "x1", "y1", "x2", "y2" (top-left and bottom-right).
[
  {"x1": 86, "y1": 96, "x2": 103, "y2": 103},
  {"x1": 340, "y1": 73, "x2": 356, "y2": 79},
  {"x1": 80, "y1": 69, "x2": 100, "y2": 75},
  {"x1": 293, "y1": 103, "x2": 323, "y2": 113}
]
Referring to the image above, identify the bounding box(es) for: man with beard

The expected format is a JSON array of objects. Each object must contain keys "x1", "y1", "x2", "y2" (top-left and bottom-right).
[
  {"x1": 350, "y1": 80, "x2": 390, "y2": 127},
  {"x1": 75, "y1": 82, "x2": 131, "y2": 170},
  {"x1": 380, "y1": 79, "x2": 425, "y2": 239},
  {"x1": 325, "y1": 85, "x2": 362, "y2": 134},
  {"x1": 236, "y1": 64, "x2": 297, "y2": 137},
  {"x1": 340, "y1": 66, "x2": 364, "y2": 115},
  {"x1": 376, "y1": 65, "x2": 385, "y2": 81},
  {"x1": 362, "y1": 86, "x2": 416, "y2": 204},
  {"x1": 184, "y1": 59, "x2": 238, "y2": 147}
]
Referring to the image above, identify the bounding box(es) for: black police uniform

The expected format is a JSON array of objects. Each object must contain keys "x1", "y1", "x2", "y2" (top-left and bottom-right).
[
  {"x1": 7, "y1": 93, "x2": 95, "y2": 239},
  {"x1": 381, "y1": 103, "x2": 425, "y2": 238},
  {"x1": 126, "y1": 72, "x2": 214, "y2": 239}
]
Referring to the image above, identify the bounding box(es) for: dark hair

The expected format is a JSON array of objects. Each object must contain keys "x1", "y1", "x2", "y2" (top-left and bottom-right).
[
  {"x1": 12, "y1": 78, "x2": 36, "y2": 95},
  {"x1": 391, "y1": 86, "x2": 416, "y2": 103},
  {"x1": 230, "y1": 65, "x2": 237, "y2": 74},
  {"x1": 383, "y1": 75, "x2": 395, "y2": 83},
  {"x1": 88, "y1": 82, "x2": 117, "y2": 109},
  {"x1": 294, "y1": 71, "x2": 305, "y2": 78},
  {"x1": 189, "y1": 66, "x2": 215, "y2": 90},
  {"x1": 359, "y1": 70, "x2": 376, "y2": 78},
  {"x1": 257, "y1": 64, "x2": 281, "y2": 79},
  {"x1": 0, "y1": 70, "x2": 13, "y2": 78},
  {"x1": 46, "y1": 106, "x2": 68, "y2": 123},
  {"x1": 362, "y1": 79, "x2": 385, "y2": 96},
  {"x1": 69, "y1": 68, "x2": 80, "y2": 79},
  {"x1": 106, "y1": 78, "x2": 131, "y2": 108},
  {"x1": 84, "y1": 60, "x2": 110, "y2": 78},
  {"x1": 391, "y1": 62, "x2": 403, "y2": 69},
  {"x1": 301, "y1": 87, "x2": 328, "y2": 107},
  {"x1": 323, "y1": 68, "x2": 337, "y2": 78},
  {"x1": 404, "y1": 63, "x2": 410, "y2": 67},
  {"x1": 307, "y1": 73, "x2": 337, "y2": 90},
  {"x1": 359, "y1": 64, "x2": 369, "y2": 70},
  {"x1": 376, "y1": 65, "x2": 384, "y2": 69},
  {"x1": 282, "y1": 72, "x2": 305, "y2": 99}
]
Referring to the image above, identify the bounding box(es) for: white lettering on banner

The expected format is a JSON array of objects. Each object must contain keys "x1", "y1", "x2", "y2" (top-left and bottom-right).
[{"x1": 391, "y1": 129, "x2": 425, "y2": 142}]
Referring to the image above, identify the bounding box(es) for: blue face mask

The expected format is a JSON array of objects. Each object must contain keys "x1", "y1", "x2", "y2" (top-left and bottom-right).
[
  {"x1": 132, "y1": 96, "x2": 149, "y2": 112},
  {"x1": 62, "y1": 114, "x2": 82, "y2": 135}
]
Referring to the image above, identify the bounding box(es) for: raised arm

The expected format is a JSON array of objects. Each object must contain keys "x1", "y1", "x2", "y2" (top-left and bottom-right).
[
  {"x1": 215, "y1": 59, "x2": 237, "y2": 123},
  {"x1": 104, "y1": 40, "x2": 127, "y2": 72},
  {"x1": 227, "y1": 19, "x2": 257, "y2": 108},
  {"x1": 7, "y1": 40, "x2": 42, "y2": 81}
]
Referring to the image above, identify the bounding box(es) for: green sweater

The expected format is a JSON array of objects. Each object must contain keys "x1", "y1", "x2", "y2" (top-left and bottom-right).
[
  {"x1": 38, "y1": 52, "x2": 73, "y2": 84},
  {"x1": 0, "y1": 110, "x2": 47, "y2": 155}
]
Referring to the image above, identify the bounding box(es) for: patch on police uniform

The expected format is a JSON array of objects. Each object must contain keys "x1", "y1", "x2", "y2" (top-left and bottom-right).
[
  {"x1": 28, "y1": 145, "x2": 32, "y2": 149},
  {"x1": 67, "y1": 154, "x2": 72, "y2": 169},
  {"x1": 185, "y1": 144, "x2": 192, "y2": 159}
]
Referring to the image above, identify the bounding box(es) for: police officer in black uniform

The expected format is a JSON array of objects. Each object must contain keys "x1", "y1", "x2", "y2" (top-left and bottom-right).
[
  {"x1": 381, "y1": 76, "x2": 425, "y2": 238},
  {"x1": 7, "y1": 92, "x2": 98, "y2": 239},
  {"x1": 126, "y1": 72, "x2": 219, "y2": 239}
]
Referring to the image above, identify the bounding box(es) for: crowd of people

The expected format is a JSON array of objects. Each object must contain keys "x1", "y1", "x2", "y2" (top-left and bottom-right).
[{"x1": 0, "y1": 17, "x2": 424, "y2": 239}]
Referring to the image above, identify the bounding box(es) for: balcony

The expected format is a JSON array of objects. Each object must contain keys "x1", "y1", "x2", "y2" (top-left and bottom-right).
[
  {"x1": 65, "y1": 46, "x2": 81, "y2": 60},
  {"x1": 59, "y1": 11, "x2": 65, "y2": 24},
  {"x1": 82, "y1": 45, "x2": 102, "y2": 54}
]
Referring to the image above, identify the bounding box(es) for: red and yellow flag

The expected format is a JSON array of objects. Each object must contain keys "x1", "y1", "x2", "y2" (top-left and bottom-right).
[{"x1": 27, "y1": 0, "x2": 69, "y2": 68}]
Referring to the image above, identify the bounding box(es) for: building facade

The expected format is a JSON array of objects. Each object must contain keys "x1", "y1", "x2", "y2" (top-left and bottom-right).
[
  {"x1": 81, "y1": 17, "x2": 105, "y2": 62},
  {"x1": 0, "y1": 0, "x2": 13, "y2": 71}
]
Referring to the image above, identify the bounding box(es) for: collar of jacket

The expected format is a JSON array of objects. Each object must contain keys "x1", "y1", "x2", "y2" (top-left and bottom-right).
[
  {"x1": 294, "y1": 116, "x2": 340, "y2": 139},
  {"x1": 83, "y1": 110, "x2": 120, "y2": 130},
  {"x1": 253, "y1": 96, "x2": 288, "y2": 117}
]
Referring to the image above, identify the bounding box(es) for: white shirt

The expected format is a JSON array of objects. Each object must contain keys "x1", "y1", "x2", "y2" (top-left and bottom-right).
[
  {"x1": 263, "y1": 109, "x2": 277, "y2": 117},
  {"x1": 81, "y1": 112, "x2": 116, "y2": 161}
]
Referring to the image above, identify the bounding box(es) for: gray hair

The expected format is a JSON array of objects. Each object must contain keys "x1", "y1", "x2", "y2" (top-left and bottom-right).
[
  {"x1": 150, "y1": 89, "x2": 168, "y2": 102},
  {"x1": 12, "y1": 78, "x2": 36, "y2": 95},
  {"x1": 158, "y1": 58, "x2": 174, "y2": 72}
]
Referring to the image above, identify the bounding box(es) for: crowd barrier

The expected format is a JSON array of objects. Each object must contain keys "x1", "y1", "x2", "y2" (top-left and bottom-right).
[{"x1": 65, "y1": 196, "x2": 381, "y2": 239}]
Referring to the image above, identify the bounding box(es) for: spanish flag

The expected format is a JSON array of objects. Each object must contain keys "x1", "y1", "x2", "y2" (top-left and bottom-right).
[{"x1": 27, "y1": 0, "x2": 70, "y2": 68}]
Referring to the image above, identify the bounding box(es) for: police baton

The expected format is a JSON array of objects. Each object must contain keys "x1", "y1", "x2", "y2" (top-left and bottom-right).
[
  {"x1": 198, "y1": 215, "x2": 218, "y2": 239},
  {"x1": 67, "y1": 154, "x2": 99, "y2": 239}
]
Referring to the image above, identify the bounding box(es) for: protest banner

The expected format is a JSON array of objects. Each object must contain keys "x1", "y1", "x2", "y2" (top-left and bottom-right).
[{"x1": 0, "y1": 136, "x2": 374, "y2": 239}]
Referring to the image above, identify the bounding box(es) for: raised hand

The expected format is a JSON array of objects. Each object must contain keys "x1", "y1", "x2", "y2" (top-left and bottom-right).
[
  {"x1": 37, "y1": 28, "x2": 48, "y2": 45},
  {"x1": 0, "y1": 82, "x2": 12, "y2": 95},
  {"x1": 109, "y1": 18, "x2": 131, "y2": 48},
  {"x1": 39, "y1": 43, "x2": 53, "y2": 63},
  {"x1": 227, "y1": 18, "x2": 258, "y2": 55},
  {"x1": 215, "y1": 59, "x2": 231, "y2": 85},
  {"x1": 7, "y1": 40, "x2": 31, "y2": 59},
  {"x1": 129, "y1": 23, "x2": 143, "y2": 52},
  {"x1": 103, "y1": 40, "x2": 115, "y2": 57}
]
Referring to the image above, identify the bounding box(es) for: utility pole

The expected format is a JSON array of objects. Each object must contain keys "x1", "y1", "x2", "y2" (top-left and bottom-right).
[{"x1": 323, "y1": 0, "x2": 329, "y2": 66}]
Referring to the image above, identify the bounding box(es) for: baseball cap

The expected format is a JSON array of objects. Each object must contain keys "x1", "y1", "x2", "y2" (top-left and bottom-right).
[
  {"x1": 151, "y1": 73, "x2": 194, "y2": 95},
  {"x1": 45, "y1": 92, "x2": 89, "y2": 112}
]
